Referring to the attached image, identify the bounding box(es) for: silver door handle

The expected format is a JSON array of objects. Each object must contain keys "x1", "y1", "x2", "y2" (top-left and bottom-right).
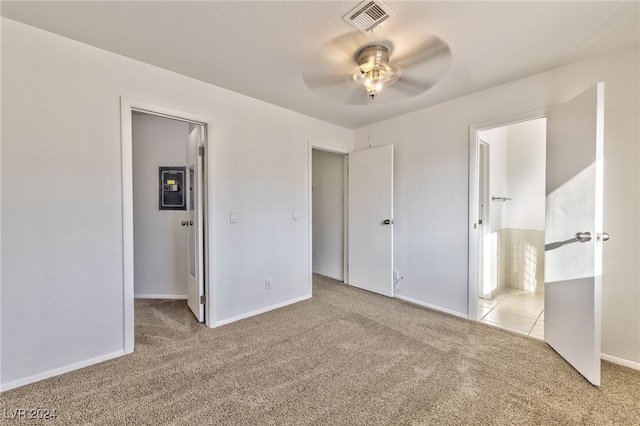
[
  {"x1": 575, "y1": 232, "x2": 592, "y2": 242},
  {"x1": 597, "y1": 233, "x2": 610, "y2": 242}
]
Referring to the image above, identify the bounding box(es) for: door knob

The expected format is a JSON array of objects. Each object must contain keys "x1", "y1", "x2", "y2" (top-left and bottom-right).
[
  {"x1": 597, "y1": 233, "x2": 610, "y2": 242},
  {"x1": 382, "y1": 219, "x2": 393, "y2": 225},
  {"x1": 575, "y1": 232, "x2": 592, "y2": 242},
  {"x1": 181, "y1": 221, "x2": 188, "y2": 226}
]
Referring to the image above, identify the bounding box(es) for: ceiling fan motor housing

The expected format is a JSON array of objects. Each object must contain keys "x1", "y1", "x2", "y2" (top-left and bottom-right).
[{"x1": 357, "y1": 44, "x2": 390, "y2": 72}]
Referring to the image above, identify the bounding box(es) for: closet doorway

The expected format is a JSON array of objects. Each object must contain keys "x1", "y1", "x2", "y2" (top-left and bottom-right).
[
  {"x1": 310, "y1": 147, "x2": 348, "y2": 289},
  {"x1": 121, "y1": 98, "x2": 214, "y2": 353}
]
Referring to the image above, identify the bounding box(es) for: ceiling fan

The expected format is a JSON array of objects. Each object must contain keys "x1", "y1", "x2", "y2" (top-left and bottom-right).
[
  {"x1": 303, "y1": 20, "x2": 452, "y2": 105},
  {"x1": 350, "y1": 44, "x2": 400, "y2": 100}
]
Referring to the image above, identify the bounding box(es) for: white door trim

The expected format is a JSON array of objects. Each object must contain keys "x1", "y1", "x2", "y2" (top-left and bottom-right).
[
  {"x1": 468, "y1": 108, "x2": 548, "y2": 320},
  {"x1": 121, "y1": 97, "x2": 216, "y2": 354},
  {"x1": 307, "y1": 140, "x2": 350, "y2": 295}
]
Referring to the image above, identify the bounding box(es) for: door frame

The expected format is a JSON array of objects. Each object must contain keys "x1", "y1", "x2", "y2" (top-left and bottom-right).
[
  {"x1": 307, "y1": 140, "x2": 350, "y2": 295},
  {"x1": 186, "y1": 126, "x2": 206, "y2": 322},
  {"x1": 468, "y1": 108, "x2": 548, "y2": 320},
  {"x1": 121, "y1": 97, "x2": 215, "y2": 353}
]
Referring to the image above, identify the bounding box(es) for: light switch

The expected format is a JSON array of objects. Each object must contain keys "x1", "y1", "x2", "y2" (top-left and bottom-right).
[{"x1": 230, "y1": 212, "x2": 237, "y2": 223}]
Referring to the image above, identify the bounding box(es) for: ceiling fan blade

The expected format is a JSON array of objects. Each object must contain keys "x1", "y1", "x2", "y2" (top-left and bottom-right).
[
  {"x1": 304, "y1": 74, "x2": 348, "y2": 89},
  {"x1": 303, "y1": 30, "x2": 379, "y2": 104},
  {"x1": 392, "y1": 76, "x2": 437, "y2": 96},
  {"x1": 346, "y1": 87, "x2": 370, "y2": 105},
  {"x1": 386, "y1": 34, "x2": 452, "y2": 99},
  {"x1": 394, "y1": 36, "x2": 452, "y2": 71},
  {"x1": 304, "y1": 31, "x2": 366, "y2": 76},
  {"x1": 320, "y1": 31, "x2": 366, "y2": 62},
  {"x1": 305, "y1": 74, "x2": 369, "y2": 105}
]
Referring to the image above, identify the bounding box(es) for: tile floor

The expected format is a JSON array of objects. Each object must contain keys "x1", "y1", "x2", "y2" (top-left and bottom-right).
[{"x1": 478, "y1": 287, "x2": 544, "y2": 339}]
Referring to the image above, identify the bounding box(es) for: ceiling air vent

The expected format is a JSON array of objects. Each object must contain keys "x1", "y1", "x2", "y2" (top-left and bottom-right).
[{"x1": 342, "y1": 0, "x2": 395, "y2": 34}]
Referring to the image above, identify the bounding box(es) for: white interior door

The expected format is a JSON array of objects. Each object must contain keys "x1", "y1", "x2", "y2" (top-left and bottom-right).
[
  {"x1": 348, "y1": 145, "x2": 394, "y2": 297},
  {"x1": 186, "y1": 126, "x2": 205, "y2": 322},
  {"x1": 478, "y1": 142, "x2": 494, "y2": 299},
  {"x1": 545, "y1": 83, "x2": 605, "y2": 386}
]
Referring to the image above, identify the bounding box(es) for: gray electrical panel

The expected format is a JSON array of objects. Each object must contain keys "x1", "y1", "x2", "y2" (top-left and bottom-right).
[{"x1": 159, "y1": 166, "x2": 186, "y2": 210}]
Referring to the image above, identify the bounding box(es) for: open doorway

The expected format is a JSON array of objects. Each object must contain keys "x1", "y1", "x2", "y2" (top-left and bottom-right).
[
  {"x1": 132, "y1": 112, "x2": 207, "y2": 322},
  {"x1": 121, "y1": 97, "x2": 214, "y2": 353},
  {"x1": 309, "y1": 142, "x2": 395, "y2": 298},
  {"x1": 473, "y1": 117, "x2": 547, "y2": 338},
  {"x1": 470, "y1": 84, "x2": 606, "y2": 384},
  {"x1": 311, "y1": 148, "x2": 348, "y2": 289}
]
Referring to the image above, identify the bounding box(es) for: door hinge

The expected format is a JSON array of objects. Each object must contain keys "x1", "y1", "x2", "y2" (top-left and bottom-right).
[
  {"x1": 200, "y1": 295, "x2": 206, "y2": 304},
  {"x1": 198, "y1": 146, "x2": 205, "y2": 156}
]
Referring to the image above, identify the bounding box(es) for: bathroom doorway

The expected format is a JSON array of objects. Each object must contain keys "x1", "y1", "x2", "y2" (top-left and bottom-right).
[{"x1": 474, "y1": 117, "x2": 547, "y2": 338}]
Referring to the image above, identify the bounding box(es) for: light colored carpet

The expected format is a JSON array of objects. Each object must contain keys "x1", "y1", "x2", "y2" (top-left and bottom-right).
[{"x1": 2, "y1": 274, "x2": 639, "y2": 425}]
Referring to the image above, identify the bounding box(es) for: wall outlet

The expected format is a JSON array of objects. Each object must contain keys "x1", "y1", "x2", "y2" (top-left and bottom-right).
[{"x1": 265, "y1": 277, "x2": 272, "y2": 289}]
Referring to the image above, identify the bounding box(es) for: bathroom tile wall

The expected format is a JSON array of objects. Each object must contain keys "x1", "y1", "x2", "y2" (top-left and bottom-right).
[{"x1": 498, "y1": 229, "x2": 545, "y2": 293}]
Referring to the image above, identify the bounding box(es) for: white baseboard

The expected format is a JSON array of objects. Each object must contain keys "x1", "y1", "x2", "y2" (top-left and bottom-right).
[
  {"x1": 214, "y1": 294, "x2": 312, "y2": 327},
  {"x1": 395, "y1": 294, "x2": 468, "y2": 319},
  {"x1": 602, "y1": 353, "x2": 640, "y2": 371},
  {"x1": 0, "y1": 350, "x2": 126, "y2": 392},
  {"x1": 134, "y1": 294, "x2": 187, "y2": 299}
]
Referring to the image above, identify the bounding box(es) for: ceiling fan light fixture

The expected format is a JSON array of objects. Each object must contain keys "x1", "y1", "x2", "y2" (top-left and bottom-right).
[
  {"x1": 363, "y1": 70, "x2": 384, "y2": 98},
  {"x1": 366, "y1": 82, "x2": 383, "y2": 98},
  {"x1": 353, "y1": 44, "x2": 400, "y2": 99}
]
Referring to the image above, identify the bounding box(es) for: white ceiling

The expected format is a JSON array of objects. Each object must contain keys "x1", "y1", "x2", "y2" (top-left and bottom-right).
[{"x1": 2, "y1": 1, "x2": 639, "y2": 129}]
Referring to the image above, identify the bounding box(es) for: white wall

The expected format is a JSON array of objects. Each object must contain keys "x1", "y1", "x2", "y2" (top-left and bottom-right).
[
  {"x1": 132, "y1": 113, "x2": 189, "y2": 298},
  {"x1": 312, "y1": 149, "x2": 344, "y2": 280},
  {"x1": 505, "y1": 119, "x2": 546, "y2": 230},
  {"x1": 481, "y1": 119, "x2": 546, "y2": 232},
  {"x1": 0, "y1": 18, "x2": 352, "y2": 390},
  {"x1": 354, "y1": 47, "x2": 639, "y2": 365}
]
